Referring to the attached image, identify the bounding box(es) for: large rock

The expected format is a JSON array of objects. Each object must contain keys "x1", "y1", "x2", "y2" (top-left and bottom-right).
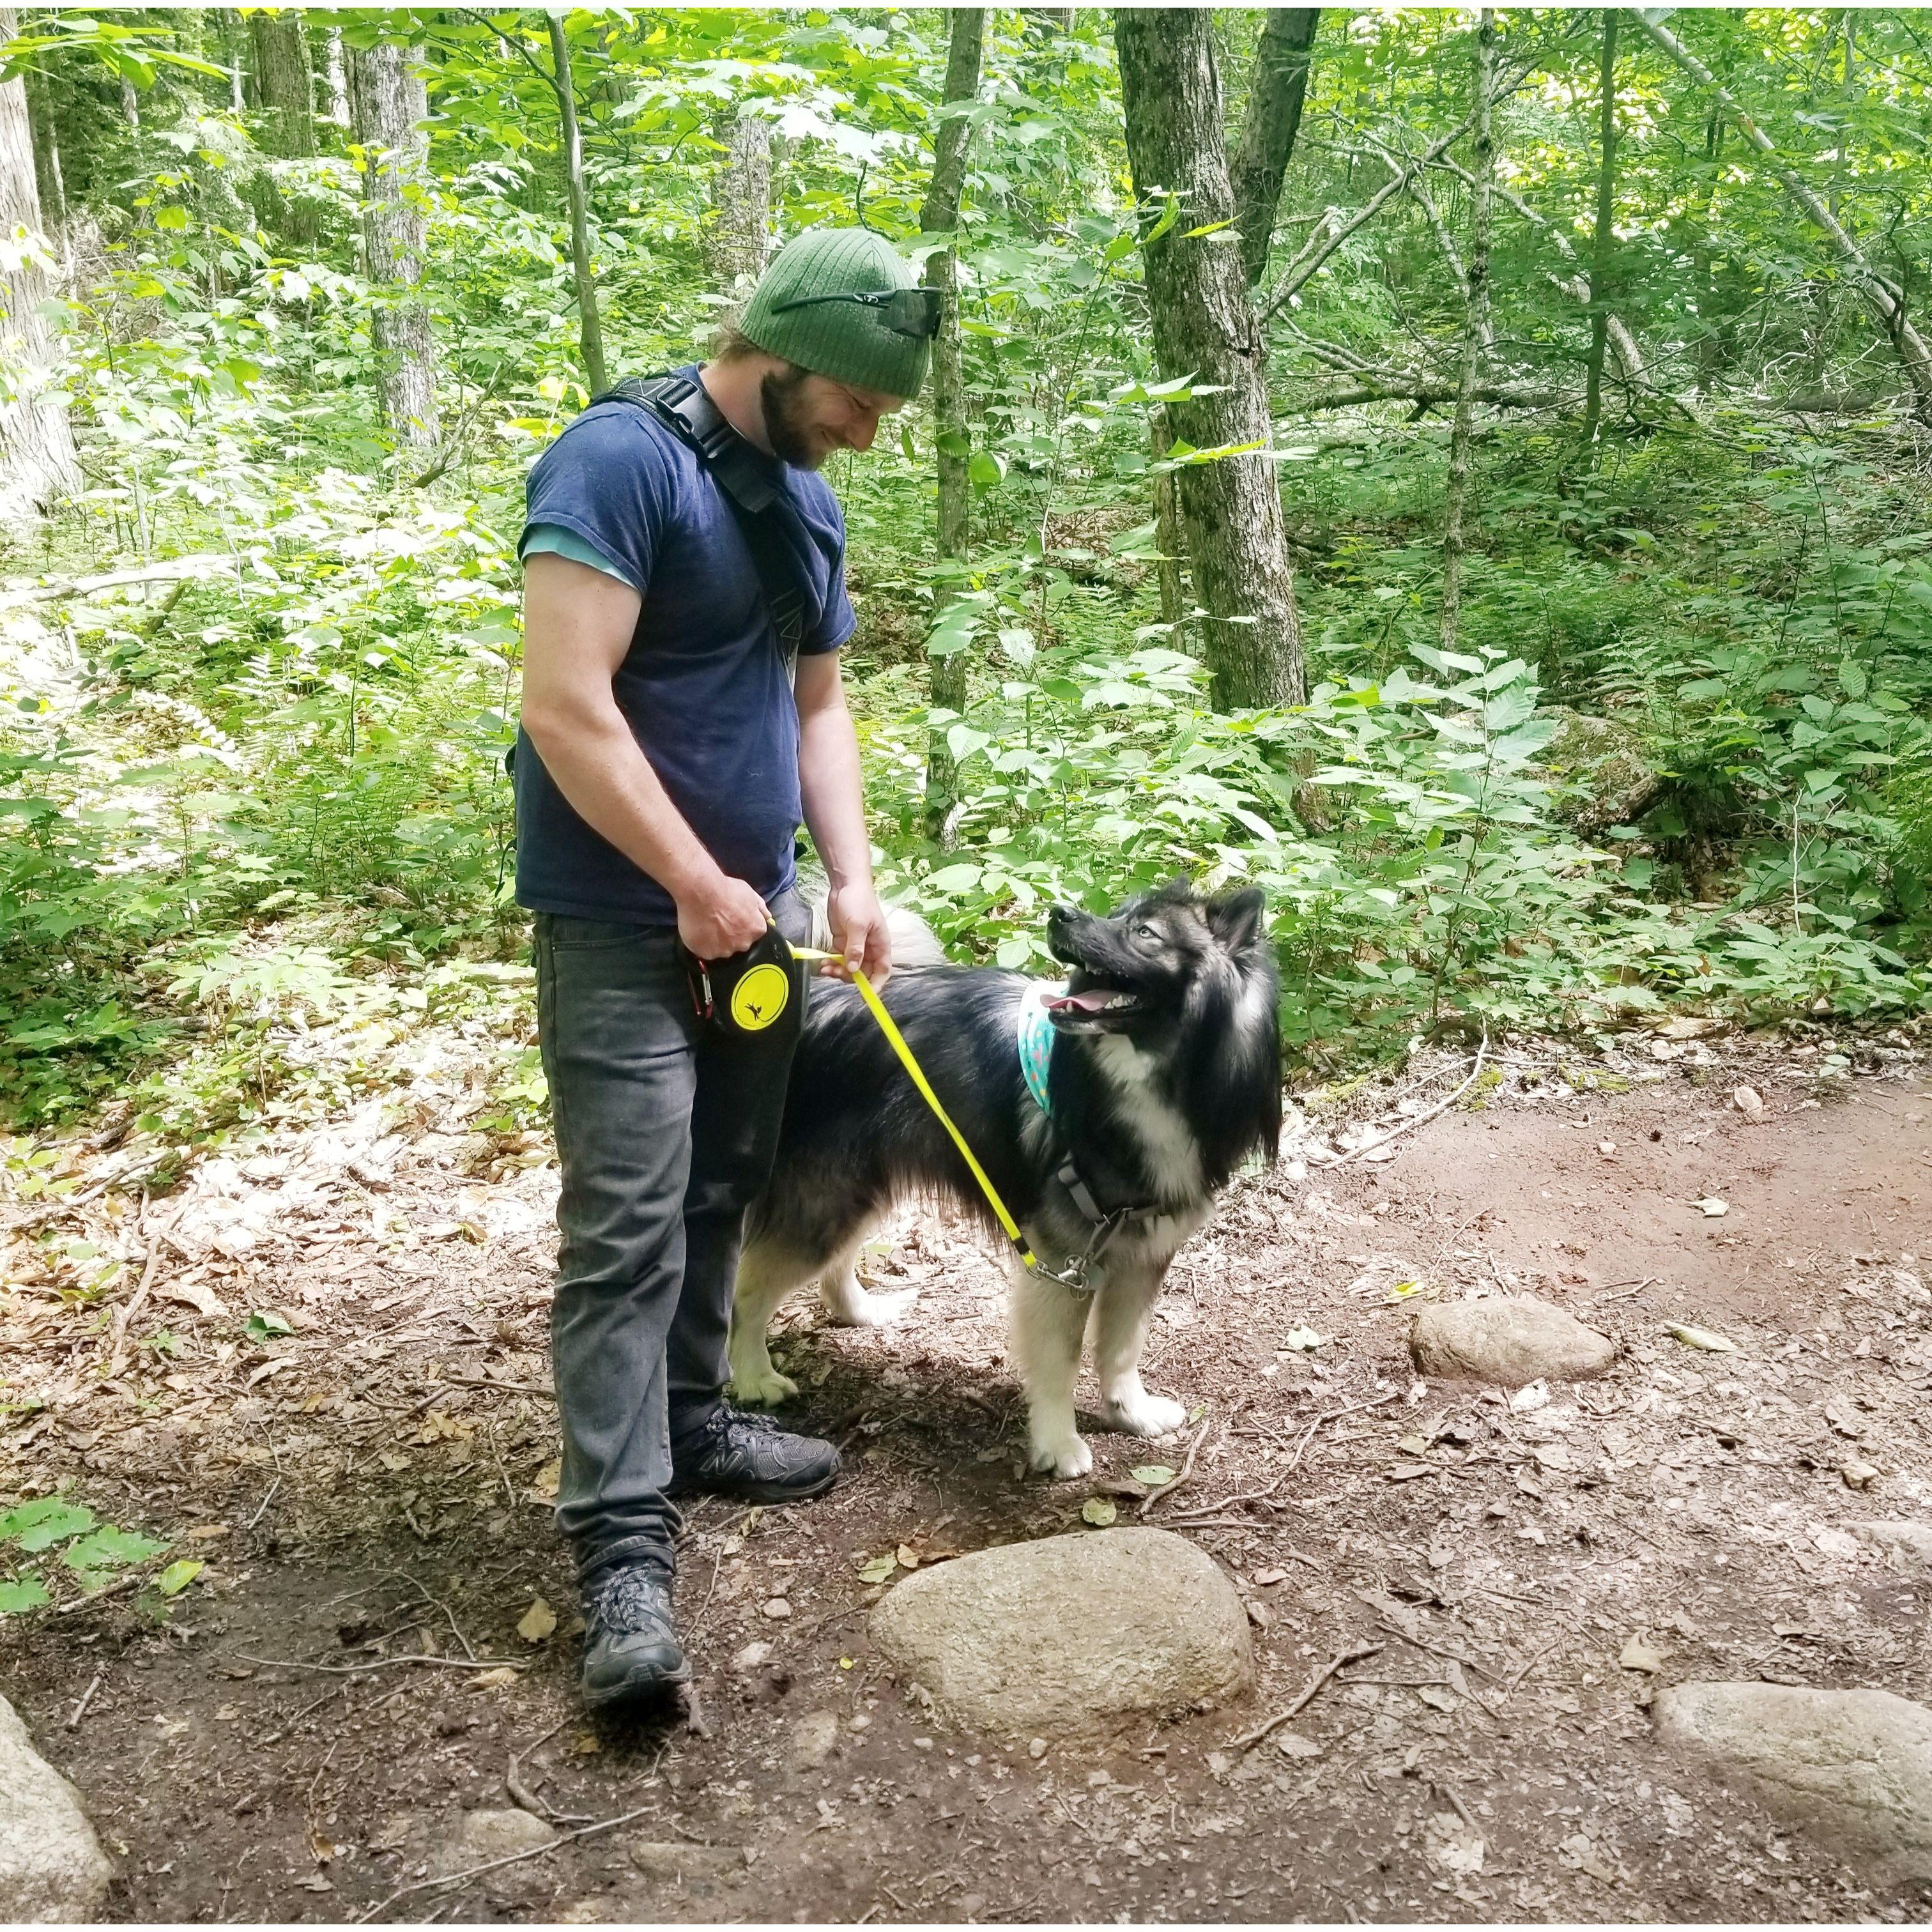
[
  {"x1": 1410, "y1": 1294, "x2": 1616, "y2": 1386},
  {"x1": 1853, "y1": 1521, "x2": 1932, "y2": 1573},
  {"x1": 868, "y1": 1528, "x2": 1250, "y2": 1737},
  {"x1": 435, "y1": 1807, "x2": 556, "y2": 1874},
  {"x1": 0, "y1": 1692, "x2": 112, "y2": 1921},
  {"x1": 1655, "y1": 1682, "x2": 1932, "y2": 1883}
]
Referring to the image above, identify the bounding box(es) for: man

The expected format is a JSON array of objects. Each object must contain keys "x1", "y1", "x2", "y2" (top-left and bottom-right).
[{"x1": 515, "y1": 227, "x2": 933, "y2": 1708}]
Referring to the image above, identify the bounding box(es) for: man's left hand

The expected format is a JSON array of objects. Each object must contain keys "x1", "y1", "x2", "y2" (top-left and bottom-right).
[{"x1": 825, "y1": 883, "x2": 892, "y2": 986}]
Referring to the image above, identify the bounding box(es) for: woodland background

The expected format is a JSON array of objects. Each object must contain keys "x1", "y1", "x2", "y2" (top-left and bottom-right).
[{"x1": 2, "y1": 3, "x2": 1931, "y2": 1206}]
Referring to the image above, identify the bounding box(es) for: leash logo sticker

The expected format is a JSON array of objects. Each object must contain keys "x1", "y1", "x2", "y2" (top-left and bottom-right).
[{"x1": 730, "y1": 962, "x2": 791, "y2": 1032}]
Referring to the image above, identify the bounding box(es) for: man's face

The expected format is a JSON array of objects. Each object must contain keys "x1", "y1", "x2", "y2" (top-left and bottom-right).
[{"x1": 761, "y1": 364, "x2": 906, "y2": 469}]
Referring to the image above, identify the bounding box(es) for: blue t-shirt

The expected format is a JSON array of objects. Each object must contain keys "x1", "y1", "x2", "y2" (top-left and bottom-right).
[{"x1": 513, "y1": 369, "x2": 855, "y2": 923}]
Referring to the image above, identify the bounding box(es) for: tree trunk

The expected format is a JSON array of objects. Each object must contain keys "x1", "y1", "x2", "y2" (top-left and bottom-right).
[
  {"x1": 1578, "y1": 9, "x2": 1618, "y2": 454},
  {"x1": 0, "y1": 6, "x2": 80, "y2": 527},
  {"x1": 218, "y1": 10, "x2": 247, "y2": 114},
  {"x1": 249, "y1": 13, "x2": 314, "y2": 157},
  {"x1": 323, "y1": 26, "x2": 350, "y2": 127},
  {"x1": 21, "y1": 56, "x2": 65, "y2": 236},
  {"x1": 1116, "y1": 9, "x2": 1303, "y2": 710},
  {"x1": 919, "y1": 7, "x2": 986, "y2": 842},
  {"x1": 1230, "y1": 8, "x2": 1319, "y2": 288},
  {"x1": 546, "y1": 15, "x2": 606, "y2": 395},
  {"x1": 705, "y1": 105, "x2": 772, "y2": 294},
  {"x1": 1440, "y1": 9, "x2": 1495, "y2": 656},
  {"x1": 1150, "y1": 406, "x2": 1188, "y2": 639},
  {"x1": 348, "y1": 38, "x2": 439, "y2": 448},
  {"x1": 1632, "y1": 8, "x2": 1932, "y2": 419}
]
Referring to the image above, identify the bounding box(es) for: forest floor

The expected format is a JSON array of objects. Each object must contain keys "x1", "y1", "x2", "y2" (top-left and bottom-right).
[{"x1": 4, "y1": 1015, "x2": 1932, "y2": 1925}]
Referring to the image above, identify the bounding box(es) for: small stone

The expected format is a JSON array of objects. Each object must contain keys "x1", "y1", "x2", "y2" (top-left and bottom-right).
[
  {"x1": 1029, "y1": 1737, "x2": 1048, "y2": 1760},
  {"x1": 868, "y1": 1528, "x2": 1250, "y2": 1736},
  {"x1": 731, "y1": 1641, "x2": 772, "y2": 1674},
  {"x1": 1409, "y1": 1295, "x2": 1616, "y2": 1387},
  {"x1": 0, "y1": 1694, "x2": 112, "y2": 1922},
  {"x1": 760, "y1": 1597, "x2": 792, "y2": 1620},
  {"x1": 1655, "y1": 1682, "x2": 1932, "y2": 1882},
  {"x1": 788, "y1": 1711, "x2": 840, "y2": 1770},
  {"x1": 1733, "y1": 1084, "x2": 1764, "y2": 1117},
  {"x1": 1843, "y1": 1461, "x2": 1880, "y2": 1491},
  {"x1": 436, "y1": 1807, "x2": 555, "y2": 1874},
  {"x1": 1851, "y1": 1521, "x2": 1932, "y2": 1572}
]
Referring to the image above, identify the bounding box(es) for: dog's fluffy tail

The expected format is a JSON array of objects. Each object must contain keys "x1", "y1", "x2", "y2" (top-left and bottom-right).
[{"x1": 795, "y1": 866, "x2": 949, "y2": 970}]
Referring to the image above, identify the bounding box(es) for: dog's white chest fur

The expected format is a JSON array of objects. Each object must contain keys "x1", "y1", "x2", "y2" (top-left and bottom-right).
[{"x1": 1091, "y1": 1033, "x2": 1204, "y2": 1200}]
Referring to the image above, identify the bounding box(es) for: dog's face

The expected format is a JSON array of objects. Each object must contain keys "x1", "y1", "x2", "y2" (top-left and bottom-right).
[{"x1": 1042, "y1": 880, "x2": 1268, "y2": 1036}]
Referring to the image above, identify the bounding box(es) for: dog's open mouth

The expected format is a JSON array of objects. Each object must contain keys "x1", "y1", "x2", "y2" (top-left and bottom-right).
[{"x1": 1045, "y1": 981, "x2": 1141, "y2": 1025}]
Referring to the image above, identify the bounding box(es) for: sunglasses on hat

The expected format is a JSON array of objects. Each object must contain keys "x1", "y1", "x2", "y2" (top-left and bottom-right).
[{"x1": 769, "y1": 287, "x2": 942, "y2": 341}]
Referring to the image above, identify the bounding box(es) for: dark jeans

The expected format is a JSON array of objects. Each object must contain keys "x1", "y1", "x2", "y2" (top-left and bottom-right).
[{"x1": 535, "y1": 891, "x2": 808, "y2": 1580}]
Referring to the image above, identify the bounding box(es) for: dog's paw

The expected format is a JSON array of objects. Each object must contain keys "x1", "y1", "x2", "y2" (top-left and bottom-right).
[
  {"x1": 1027, "y1": 1434, "x2": 1094, "y2": 1480},
  {"x1": 727, "y1": 1363, "x2": 799, "y2": 1407},
  {"x1": 1103, "y1": 1390, "x2": 1188, "y2": 1438},
  {"x1": 822, "y1": 1281, "x2": 917, "y2": 1330}
]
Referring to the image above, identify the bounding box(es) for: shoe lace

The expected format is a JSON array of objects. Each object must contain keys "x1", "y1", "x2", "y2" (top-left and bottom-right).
[
  {"x1": 588, "y1": 1562, "x2": 673, "y2": 1637},
  {"x1": 695, "y1": 1404, "x2": 783, "y2": 1447}
]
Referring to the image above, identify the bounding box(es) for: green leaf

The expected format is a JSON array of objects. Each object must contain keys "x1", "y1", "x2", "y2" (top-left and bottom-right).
[
  {"x1": 0, "y1": 1499, "x2": 96, "y2": 1552},
  {"x1": 1080, "y1": 1497, "x2": 1117, "y2": 1527},
  {"x1": 0, "y1": 1578, "x2": 50, "y2": 1616},
  {"x1": 855, "y1": 1552, "x2": 896, "y2": 1584},
  {"x1": 245, "y1": 1310, "x2": 293, "y2": 1341},
  {"x1": 154, "y1": 1559, "x2": 203, "y2": 1598},
  {"x1": 62, "y1": 1526, "x2": 165, "y2": 1577},
  {"x1": 1131, "y1": 1464, "x2": 1176, "y2": 1487}
]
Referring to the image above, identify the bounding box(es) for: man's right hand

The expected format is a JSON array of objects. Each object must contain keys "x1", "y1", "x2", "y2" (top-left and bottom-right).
[{"x1": 675, "y1": 871, "x2": 770, "y2": 962}]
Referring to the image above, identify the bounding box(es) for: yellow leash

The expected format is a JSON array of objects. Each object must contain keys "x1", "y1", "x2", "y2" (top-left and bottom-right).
[{"x1": 791, "y1": 947, "x2": 1062, "y2": 1282}]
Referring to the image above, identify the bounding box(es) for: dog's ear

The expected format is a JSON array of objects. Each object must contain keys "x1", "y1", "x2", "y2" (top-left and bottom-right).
[{"x1": 1205, "y1": 886, "x2": 1266, "y2": 954}]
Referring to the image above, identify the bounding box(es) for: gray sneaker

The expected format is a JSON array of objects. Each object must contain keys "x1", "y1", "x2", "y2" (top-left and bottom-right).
[
  {"x1": 579, "y1": 1558, "x2": 687, "y2": 1709},
  {"x1": 667, "y1": 1405, "x2": 840, "y2": 1504}
]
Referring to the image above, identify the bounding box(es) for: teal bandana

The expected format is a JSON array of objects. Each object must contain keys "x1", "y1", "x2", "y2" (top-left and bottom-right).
[{"x1": 1016, "y1": 981, "x2": 1062, "y2": 1116}]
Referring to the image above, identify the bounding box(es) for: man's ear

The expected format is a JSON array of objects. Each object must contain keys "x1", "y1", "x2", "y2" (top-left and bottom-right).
[{"x1": 1205, "y1": 886, "x2": 1266, "y2": 953}]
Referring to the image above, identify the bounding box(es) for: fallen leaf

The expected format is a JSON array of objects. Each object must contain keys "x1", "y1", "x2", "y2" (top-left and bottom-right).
[
  {"x1": 1667, "y1": 1322, "x2": 1737, "y2": 1353},
  {"x1": 1532, "y1": 1443, "x2": 1573, "y2": 1472},
  {"x1": 1619, "y1": 1634, "x2": 1665, "y2": 1673},
  {"x1": 154, "y1": 1560, "x2": 203, "y2": 1598},
  {"x1": 1275, "y1": 1731, "x2": 1323, "y2": 1759},
  {"x1": 1810, "y1": 1525, "x2": 1860, "y2": 1559},
  {"x1": 1386, "y1": 1461, "x2": 1436, "y2": 1482},
  {"x1": 1080, "y1": 1497, "x2": 1117, "y2": 1528},
  {"x1": 1508, "y1": 1379, "x2": 1551, "y2": 1413},
  {"x1": 1251, "y1": 1567, "x2": 1289, "y2": 1587},
  {"x1": 468, "y1": 1666, "x2": 521, "y2": 1690},
  {"x1": 1130, "y1": 1464, "x2": 1176, "y2": 1487},
  {"x1": 894, "y1": 1542, "x2": 920, "y2": 1570},
  {"x1": 855, "y1": 1552, "x2": 896, "y2": 1585},
  {"x1": 1396, "y1": 1434, "x2": 1430, "y2": 1455},
  {"x1": 1558, "y1": 1831, "x2": 1618, "y2": 1882},
  {"x1": 1280, "y1": 1325, "x2": 1331, "y2": 1351},
  {"x1": 516, "y1": 1598, "x2": 556, "y2": 1643},
  {"x1": 528, "y1": 1457, "x2": 562, "y2": 1501},
  {"x1": 1693, "y1": 1197, "x2": 1728, "y2": 1218},
  {"x1": 1416, "y1": 1684, "x2": 1457, "y2": 1711},
  {"x1": 1651, "y1": 1015, "x2": 1726, "y2": 1040}
]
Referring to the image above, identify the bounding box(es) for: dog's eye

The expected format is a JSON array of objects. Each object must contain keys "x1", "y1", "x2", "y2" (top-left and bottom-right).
[{"x1": 1133, "y1": 923, "x2": 1162, "y2": 945}]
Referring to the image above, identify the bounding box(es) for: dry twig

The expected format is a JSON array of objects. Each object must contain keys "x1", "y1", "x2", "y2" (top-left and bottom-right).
[{"x1": 1226, "y1": 1643, "x2": 1383, "y2": 1753}]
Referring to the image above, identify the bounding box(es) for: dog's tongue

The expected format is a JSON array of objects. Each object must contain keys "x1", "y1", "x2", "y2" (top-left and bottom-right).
[{"x1": 1046, "y1": 988, "x2": 1118, "y2": 1015}]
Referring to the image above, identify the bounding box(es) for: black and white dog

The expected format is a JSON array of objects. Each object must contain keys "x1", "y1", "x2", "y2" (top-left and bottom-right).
[{"x1": 728, "y1": 880, "x2": 1281, "y2": 1478}]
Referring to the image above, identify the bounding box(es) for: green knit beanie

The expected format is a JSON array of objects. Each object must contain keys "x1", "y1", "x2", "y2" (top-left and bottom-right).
[{"x1": 737, "y1": 227, "x2": 931, "y2": 401}]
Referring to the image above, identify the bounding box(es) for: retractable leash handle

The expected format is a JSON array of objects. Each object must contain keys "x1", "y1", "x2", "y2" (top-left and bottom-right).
[{"x1": 791, "y1": 948, "x2": 1087, "y2": 1290}]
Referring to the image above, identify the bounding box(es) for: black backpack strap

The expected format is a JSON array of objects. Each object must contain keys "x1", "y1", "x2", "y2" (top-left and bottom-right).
[{"x1": 595, "y1": 373, "x2": 809, "y2": 666}]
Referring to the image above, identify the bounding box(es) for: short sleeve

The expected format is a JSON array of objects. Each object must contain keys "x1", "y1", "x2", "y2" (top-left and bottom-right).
[
  {"x1": 521, "y1": 524, "x2": 638, "y2": 588},
  {"x1": 799, "y1": 478, "x2": 855, "y2": 657},
  {"x1": 520, "y1": 404, "x2": 681, "y2": 595}
]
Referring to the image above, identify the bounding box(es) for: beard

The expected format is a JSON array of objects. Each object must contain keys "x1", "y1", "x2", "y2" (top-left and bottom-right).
[{"x1": 760, "y1": 364, "x2": 824, "y2": 468}]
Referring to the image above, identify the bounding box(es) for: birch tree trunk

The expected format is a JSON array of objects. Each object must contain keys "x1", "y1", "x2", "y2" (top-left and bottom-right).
[
  {"x1": 0, "y1": 7, "x2": 80, "y2": 526},
  {"x1": 324, "y1": 27, "x2": 351, "y2": 128},
  {"x1": 1230, "y1": 8, "x2": 1319, "y2": 288},
  {"x1": 348, "y1": 38, "x2": 440, "y2": 447},
  {"x1": 1440, "y1": 9, "x2": 1494, "y2": 656},
  {"x1": 22, "y1": 57, "x2": 65, "y2": 236},
  {"x1": 704, "y1": 105, "x2": 772, "y2": 295},
  {"x1": 546, "y1": 15, "x2": 606, "y2": 395},
  {"x1": 1578, "y1": 9, "x2": 1618, "y2": 454},
  {"x1": 1150, "y1": 406, "x2": 1188, "y2": 638},
  {"x1": 1116, "y1": 9, "x2": 1304, "y2": 710},
  {"x1": 1632, "y1": 8, "x2": 1932, "y2": 420},
  {"x1": 218, "y1": 10, "x2": 247, "y2": 115},
  {"x1": 919, "y1": 7, "x2": 985, "y2": 842}
]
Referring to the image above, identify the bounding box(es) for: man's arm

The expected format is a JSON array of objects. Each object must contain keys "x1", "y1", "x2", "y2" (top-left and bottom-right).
[
  {"x1": 795, "y1": 651, "x2": 890, "y2": 984},
  {"x1": 519, "y1": 553, "x2": 768, "y2": 958}
]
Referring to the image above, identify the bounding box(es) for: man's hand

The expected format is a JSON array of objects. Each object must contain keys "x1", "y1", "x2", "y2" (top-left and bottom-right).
[
  {"x1": 675, "y1": 871, "x2": 770, "y2": 962},
  {"x1": 825, "y1": 882, "x2": 893, "y2": 986}
]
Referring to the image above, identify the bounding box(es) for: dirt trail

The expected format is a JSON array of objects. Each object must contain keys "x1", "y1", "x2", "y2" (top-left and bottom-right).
[{"x1": 3, "y1": 1033, "x2": 1930, "y2": 1923}]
